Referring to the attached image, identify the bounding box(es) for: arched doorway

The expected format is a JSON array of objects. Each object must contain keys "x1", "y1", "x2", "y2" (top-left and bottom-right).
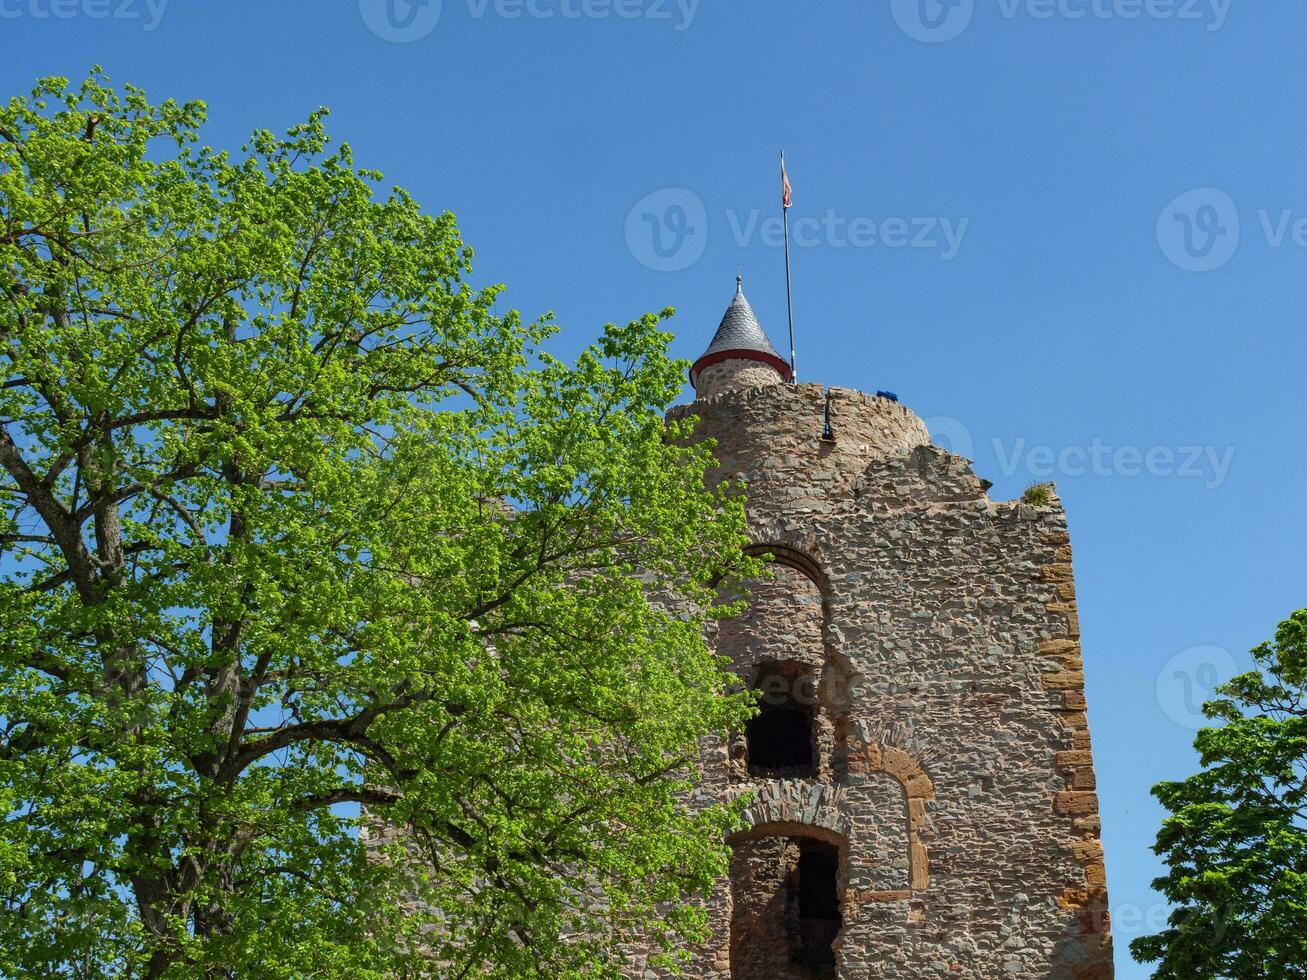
[{"x1": 729, "y1": 832, "x2": 844, "y2": 979}]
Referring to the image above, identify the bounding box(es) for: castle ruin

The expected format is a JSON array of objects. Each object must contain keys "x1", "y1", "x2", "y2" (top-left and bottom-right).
[{"x1": 637, "y1": 277, "x2": 1112, "y2": 979}]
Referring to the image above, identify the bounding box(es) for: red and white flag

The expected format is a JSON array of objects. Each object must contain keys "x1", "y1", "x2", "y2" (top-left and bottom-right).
[{"x1": 781, "y1": 152, "x2": 792, "y2": 210}]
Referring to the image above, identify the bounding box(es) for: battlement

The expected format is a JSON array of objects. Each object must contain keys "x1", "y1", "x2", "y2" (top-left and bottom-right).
[{"x1": 670, "y1": 382, "x2": 933, "y2": 499}]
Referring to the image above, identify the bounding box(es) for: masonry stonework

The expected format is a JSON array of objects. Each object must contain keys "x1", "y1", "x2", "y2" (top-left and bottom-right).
[
  {"x1": 694, "y1": 358, "x2": 790, "y2": 400},
  {"x1": 631, "y1": 284, "x2": 1112, "y2": 978}
]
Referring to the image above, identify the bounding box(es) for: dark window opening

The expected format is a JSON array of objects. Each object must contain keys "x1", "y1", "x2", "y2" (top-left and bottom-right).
[
  {"x1": 794, "y1": 841, "x2": 841, "y2": 969},
  {"x1": 747, "y1": 706, "x2": 815, "y2": 776}
]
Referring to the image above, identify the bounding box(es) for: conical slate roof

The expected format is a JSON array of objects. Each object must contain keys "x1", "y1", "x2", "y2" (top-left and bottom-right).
[{"x1": 689, "y1": 276, "x2": 793, "y2": 387}]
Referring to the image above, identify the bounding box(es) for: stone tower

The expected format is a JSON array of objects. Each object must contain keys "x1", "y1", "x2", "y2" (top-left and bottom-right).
[{"x1": 646, "y1": 279, "x2": 1113, "y2": 978}]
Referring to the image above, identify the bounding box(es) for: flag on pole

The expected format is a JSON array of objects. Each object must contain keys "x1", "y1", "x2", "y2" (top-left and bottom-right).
[{"x1": 780, "y1": 151, "x2": 796, "y2": 382}]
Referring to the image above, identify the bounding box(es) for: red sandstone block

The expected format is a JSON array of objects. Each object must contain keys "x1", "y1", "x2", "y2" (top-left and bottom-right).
[
  {"x1": 1074, "y1": 815, "x2": 1102, "y2": 834},
  {"x1": 1042, "y1": 562, "x2": 1075, "y2": 583},
  {"x1": 1062, "y1": 692, "x2": 1088, "y2": 710},
  {"x1": 1071, "y1": 768, "x2": 1097, "y2": 790},
  {"x1": 909, "y1": 798, "x2": 927, "y2": 828},
  {"x1": 1071, "y1": 840, "x2": 1104, "y2": 863},
  {"x1": 864, "y1": 889, "x2": 911, "y2": 903},
  {"x1": 1056, "y1": 750, "x2": 1094, "y2": 768},
  {"x1": 1077, "y1": 906, "x2": 1111, "y2": 935},
  {"x1": 910, "y1": 842, "x2": 930, "y2": 889},
  {"x1": 1073, "y1": 960, "x2": 1113, "y2": 979},
  {"x1": 905, "y1": 774, "x2": 934, "y2": 800},
  {"x1": 881, "y1": 746, "x2": 916, "y2": 780},
  {"x1": 1043, "y1": 671, "x2": 1086, "y2": 691},
  {"x1": 1039, "y1": 639, "x2": 1079, "y2": 655},
  {"x1": 1054, "y1": 791, "x2": 1099, "y2": 815}
]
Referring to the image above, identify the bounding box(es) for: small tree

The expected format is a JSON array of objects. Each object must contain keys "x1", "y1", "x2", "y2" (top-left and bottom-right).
[
  {"x1": 1132, "y1": 609, "x2": 1307, "y2": 977},
  {"x1": 0, "y1": 72, "x2": 757, "y2": 978}
]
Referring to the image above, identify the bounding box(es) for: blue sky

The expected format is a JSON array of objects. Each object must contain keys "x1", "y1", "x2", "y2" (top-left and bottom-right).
[{"x1": 3, "y1": 1, "x2": 1304, "y2": 973}]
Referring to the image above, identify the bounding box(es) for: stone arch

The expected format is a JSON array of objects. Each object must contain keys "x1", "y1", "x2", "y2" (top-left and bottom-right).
[
  {"x1": 728, "y1": 783, "x2": 850, "y2": 980},
  {"x1": 743, "y1": 540, "x2": 830, "y2": 603},
  {"x1": 721, "y1": 538, "x2": 862, "y2": 783},
  {"x1": 729, "y1": 780, "x2": 851, "y2": 842},
  {"x1": 720, "y1": 566, "x2": 824, "y2": 670},
  {"x1": 718, "y1": 541, "x2": 841, "y2": 782},
  {"x1": 737, "y1": 538, "x2": 864, "y2": 783},
  {"x1": 846, "y1": 742, "x2": 934, "y2": 896}
]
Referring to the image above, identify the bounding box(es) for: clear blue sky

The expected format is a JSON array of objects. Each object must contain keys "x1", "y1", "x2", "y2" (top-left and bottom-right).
[{"x1": 3, "y1": 2, "x2": 1304, "y2": 974}]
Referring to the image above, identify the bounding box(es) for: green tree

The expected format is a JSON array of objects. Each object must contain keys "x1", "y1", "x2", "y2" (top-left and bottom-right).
[
  {"x1": 1132, "y1": 610, "x2": 1307, "y2": 977},
  {"x1": 0, "y1": 71, "x2": 757, "y2": 978}
]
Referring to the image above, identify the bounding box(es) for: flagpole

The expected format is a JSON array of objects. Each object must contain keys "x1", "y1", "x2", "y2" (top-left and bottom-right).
[{"x1": 781, "y1": 151, "x2": 797, "y2": 383}]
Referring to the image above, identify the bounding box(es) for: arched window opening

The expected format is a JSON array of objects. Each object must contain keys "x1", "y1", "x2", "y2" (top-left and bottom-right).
[
  {"x1": 746, "y1": 661, "x2": 818, "y2": 778},
  {"x1": 748, "y1": 706, "x2": 814, "y2": 774},
  {"x1": 717, "y1": 544, "x2": 835, "y2": 782}
]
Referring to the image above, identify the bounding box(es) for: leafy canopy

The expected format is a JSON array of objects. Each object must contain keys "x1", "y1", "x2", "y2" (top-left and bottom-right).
[
  {"x1": 0, "y1": 71, "x2": 757, "y2": 978},
  {"x1": 1132, "y1": 610, "x2": 1307, "y2": 978}
]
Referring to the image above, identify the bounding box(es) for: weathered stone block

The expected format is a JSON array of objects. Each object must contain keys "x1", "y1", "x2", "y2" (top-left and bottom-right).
[
  {"x1": 1054, "y1": 792, "x2": 1100, "y2": 816},
  {"x1": 1044, "y1": 671, "x2": 1087, "y2": 691},
  {"x1": 1056, "y1": 751, "x2": 1094, "y2": 768}
]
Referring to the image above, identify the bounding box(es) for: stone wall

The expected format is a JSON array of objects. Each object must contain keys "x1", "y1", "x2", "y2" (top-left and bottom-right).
[
  {"x1": 639, "y1": 381, "x2": 1112, "y2": 979},
  {"x1": 694, "y1": 358, "x2": 787, "y2": 399}
]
